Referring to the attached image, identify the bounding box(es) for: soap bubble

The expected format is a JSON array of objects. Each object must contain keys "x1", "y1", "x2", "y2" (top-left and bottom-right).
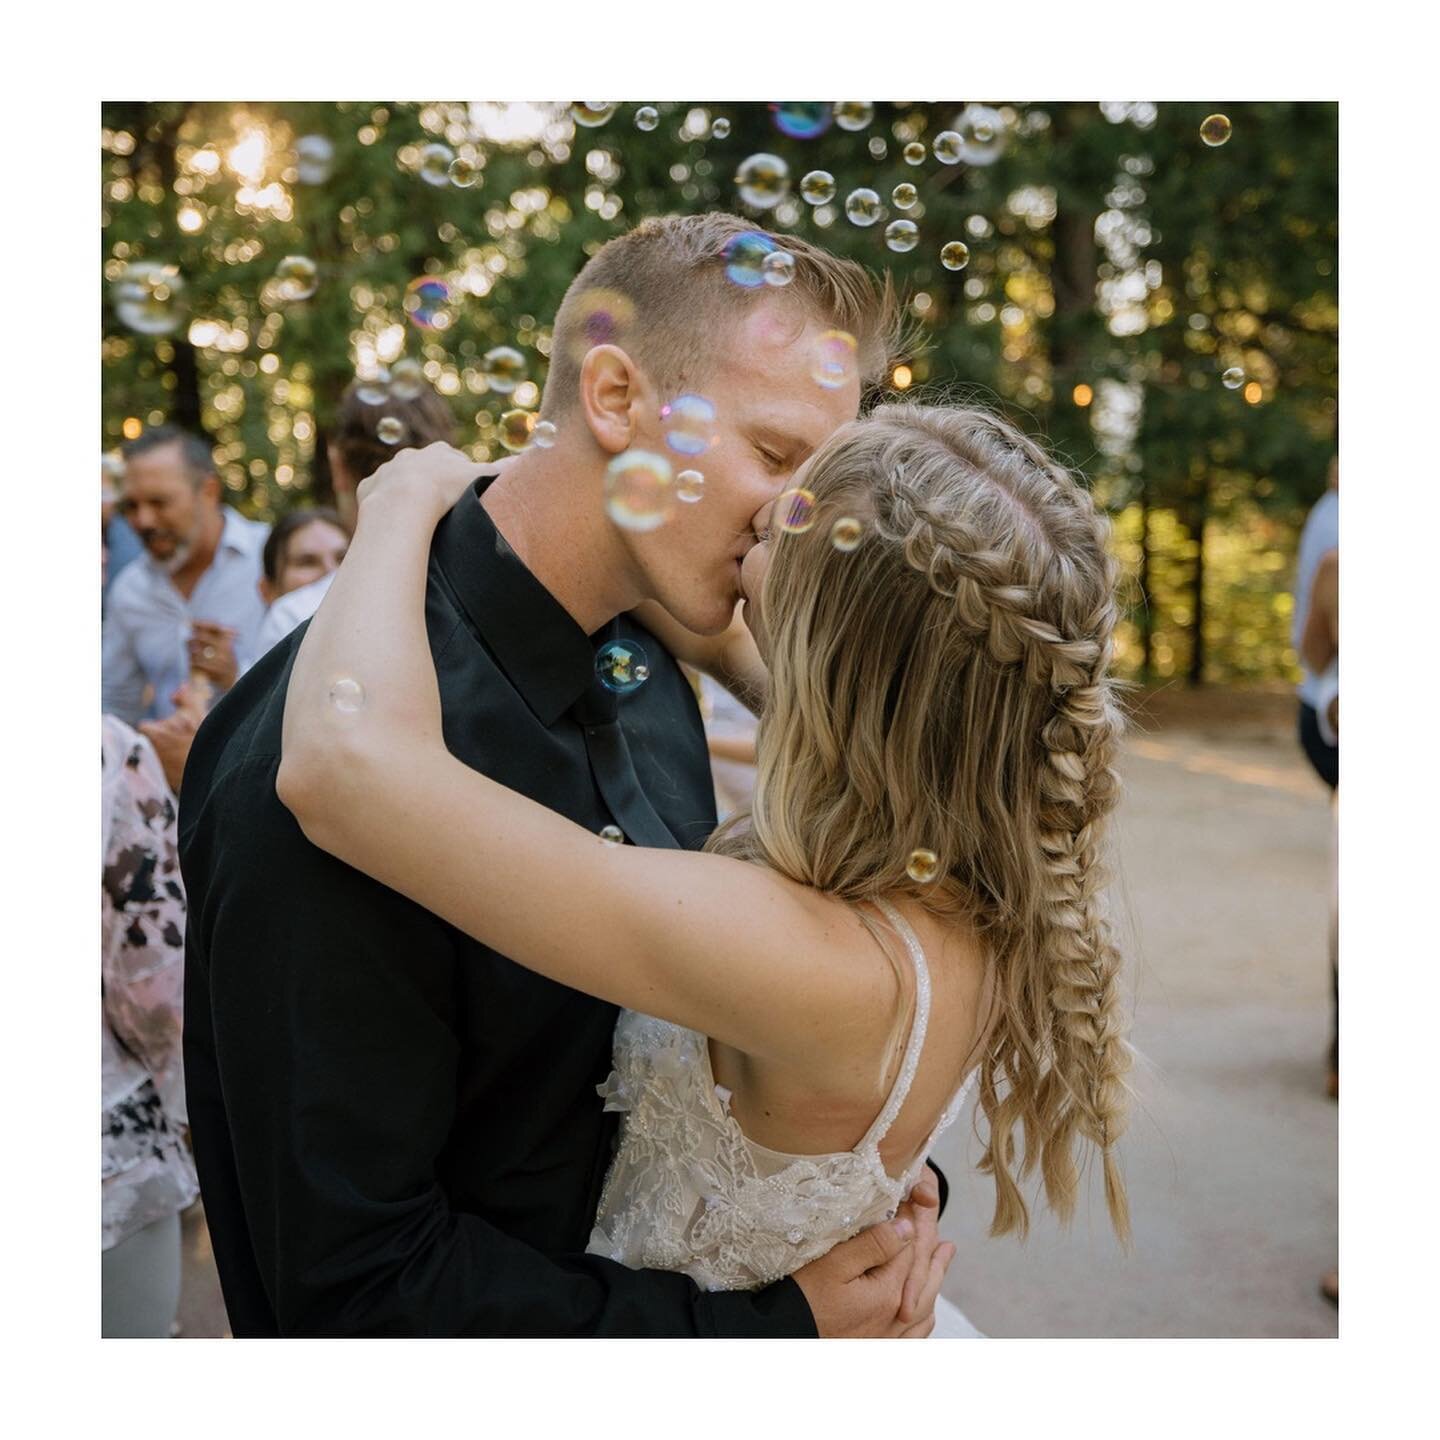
[
  {"x1": 811, "y1": 329, "x2": 858, "y2": 391},
  {"x1": 499, "y1": 410, "x2": 537, "y2": 451},
  {"x1": 596, "y1": 639, "x2": 651, "y2": 694},
  {"x1": 711, "y1": 117, "x2": 731, "y2": 140},
  {"x1": 660, "y1": 394, "x2": 718, "y2": 457},
  {"x1": 833, "y1": 101, "x2": 874, "y2": 132},
  {"x1": 906, "y1": 848, "x2": 940, "y2": 883},
  {"x1": 677, "y1": 469, "x2": 705, "y2": 504},
  {"x1": 599, "y1": 824, "x2": 624, "y2": 846},
  {"x1": 770, "y1": 102, "x2": 831, "y2": 140},
  {"x1": 932, "y1": 130, "x2": 963, "y2": 165},
  {"x1": 831, "y1": 517, "x2": 864, "y2": 552},
  {"x1": 389, "y1": 357, "x2": 425, "y2": 401},
  {"x1": 776, "y1": 487, "x2": 817, "y2": 534},
  {"x1": 940, "y1": 241, "x2": 971, "y2": 271},
  {"x1": 482, "y1": 345, "x2": 526, "y2": 395},
  {"x1": 884, "y1": 219, "x2": 919, "y2": 253},
  {"x1": 567, "y1": 288, "x2": 635, "y2": 362},
  {"x1": 355, "y1": 365, "x2": 391, "y2": 406},
  {"x1": 1222, "y1": 366, "x2": 1245, "y2": 390},
  {"x1": 295, "y1": 135, "x2": 334, "y2": 185},
  {"x1": 448, "y1": 155, "x2": 481, "y2": 188},
  {"x1": 635, "y1": 105, "x2": 660, "y2": 132},
  {"x1": 903, "y1": 142, "x2": 926, "y2": 165},
  {"x1": 605, "y1": 450, "x2": 674, "y2": 532},
  {"x1": 418, "y1": 143, "x2": 455, "y2": 187},
  {"x1": 328, "y1": 678, "x2": 365, "y2": 713},
  {"x1": 735, "y1": 152, "x2": 790, "y2": 210},
  {"x1": 572, "y1": 103, "x2": 617, "y2": 128},
  {"x1": 956, "y1": 104, "x2": 1007, "y2": 165},
  {"x1": 532, "y1": 420, "x2": 558, "y2": 449},
  {"x1": 844, "y1": 188, "x2": 882, "y2": 227},
  {"x1": 404, "y1": 276, "x2": 451, "y2": 330},
  {"x1": 274, "y1": 255, "x2": 318, "y2": 302},
  {"x1": 723, "y1": 230, "x2": 776, "y2": 288},
  {"x1": 376, "y1": 416, "x2": 406, "y2": 445},
  {"x1": 1200, "y1": 113, "x2": 1233, "y2": 147},
  {"x1": 762, "y1": 250, "x2": 797, "y2": 287},
  {"x1": 891, "y1": 182, "x2": 918, "y2": 210},
  {"x1": 800, "y1": 170, "x2": 836, "y2": 205},
  {"x1": 112, "y1": 261, "x2": 185, "y2": 336}
]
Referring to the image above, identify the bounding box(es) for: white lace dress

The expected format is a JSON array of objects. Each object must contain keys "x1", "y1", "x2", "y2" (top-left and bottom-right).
[{"x1": 586, "y1": 899, "x2": 982, "y2": 1337}]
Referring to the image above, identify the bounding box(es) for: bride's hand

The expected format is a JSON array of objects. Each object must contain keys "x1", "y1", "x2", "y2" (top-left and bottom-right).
[{"x1": 356, "y1": 442, "x2": 480, "y2": 525}]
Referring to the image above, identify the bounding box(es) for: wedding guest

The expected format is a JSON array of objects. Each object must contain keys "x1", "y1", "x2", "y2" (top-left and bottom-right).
[
  {"x1": 102, "y1": 426, "x2": 269, "y2": 724},
  {"x1": 102, "y1": 715, "x2": 198, "y2": 1337},
  {"x1": 102, "y1": 456, "x2": 143, "y2": 610},
  {"x1": 1293, "y1": 455, "x2": 1339, "y2": 789},
  {"x1": 258, "y1": 507, "x2": 349, "y2": 609}
]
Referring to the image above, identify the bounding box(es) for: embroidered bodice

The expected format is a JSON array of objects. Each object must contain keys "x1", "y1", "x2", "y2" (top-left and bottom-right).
[{"x1": 586, "y1": 900, "x2": 976, "y2": 1291}]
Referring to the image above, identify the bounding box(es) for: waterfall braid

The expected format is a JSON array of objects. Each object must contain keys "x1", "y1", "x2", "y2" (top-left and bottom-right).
[{"x1": 706, "y1": 402, "x2": 1132, "y2": 1242}]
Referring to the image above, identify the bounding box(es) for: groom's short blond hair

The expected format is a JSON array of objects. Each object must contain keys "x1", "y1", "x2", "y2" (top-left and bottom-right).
[{"x1": 541, "y1": 212, "x2": 902, "y2": 419}]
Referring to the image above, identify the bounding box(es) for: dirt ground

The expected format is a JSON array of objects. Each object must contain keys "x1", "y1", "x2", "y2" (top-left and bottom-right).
[{"x1": 174, "y1": 686, "x2": 1339, "y2": 1340}]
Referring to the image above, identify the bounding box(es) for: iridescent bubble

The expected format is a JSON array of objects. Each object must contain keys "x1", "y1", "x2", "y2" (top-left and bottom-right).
[
  {"x1": 723, "y1": 231, "x2": 776, "y2": 288},
  {"x1": 770, "y1": 103, "x2": 831, "y2": 140},
  {"x1": 389, "y1": 357, "x2": 425, "y2": 401},
  {"x1": 932, "y1": 130, "x2": 963, "y2": 165},
  {"x1": 660, "y1": 394, "x2": 718, "y2": 457},
  {"x1": 811, "y1": 329, "x2": 858, "y2": 390},
  {"x1": 274, "y1": 255, "x2": 318, "y2": 302},
  {"x1": 596, "y1": 639, "x2": 651, "y2": 694},
  {"x1": 800, "y1": 170, "x2": 836, "y2": 205},
  {"x1": 831, "y1": 517, "x2": 864, "y2": 552},
  {"x1": 605, "y1": 450, "x2": 674, "y2": 532},
  {"x1": 572, "y1": 103, "x2": 617, "y2": 128},
  {"x1": 328, "y1": 677, "x2": 365, "y2": 713},
  {"x1": 532, "y1": 420, "x2": 558, "y2": 449},
  {"x1": 833, "y1": 101, "x2": 874, "y2": 132},
  {"x1": 892, "y1": 182, "x2": 918, "y2": 210},
  {"x1": 903, "y1": 142, "x2": 926, "y2": 165},
  {"x1": 376, "y1": 416, "x2": 406, "y2": 445},
  {"x1": 677, "y1": 469, "x2": 705, "y2": 504},
  {"x1": 1200, "y1": 113, "x2": 1233, "y2": 147},
  {"x1": 885, "y1": 219, "x2": 919, "y2": 253},
  {"x1": 635, "y1": 105, "x2": 660, "y2": 132},
  {"x1": 355, "y1": 365, "x2": 391, "y2": 406},
  {"x1": 956, "y1": 104, "x2": 1007, "y2": 165},
  {"x1": 499, "y1": 409, "x2": 537, "y2": 452},
  {"x1": 482, "y1": 345, "x2": 526, "y2": 395},
  {"x1": 599, "y1": 824, "x2": 624, "y2": 846},
  {"x1": 112, "y1": 260, "x2": 185, "y2": 336},
  {"x1": 711, "y1": 117, "x2": 731, "y2": 140},
  {"x1": 762, "y1": 250, "x2": 797, "y2": 287},
  {"x1": 418, "y1": 143, "x2": 456, "y2": 187},
  {"x1": 404, "y1": 276, "x2": 451, "y2": 330},
  {"x1": 295, "y1": 135, "x2": 335, "y2": 185},
  {"x1": 776, "y1": 487, "x2": 817, "y2": 534},
  {"x1": 735, "y1": 152, "x2": 790, "y2": 210},
  {"x1": 844, "y1": 188, "x2": 883, "y2": 227},
  {"x1": 448, "y1": 155, "x2": 481, "y2": 188},
  {"x1": 940, "y1": 241, "x2": 971, "y2": 271},
  {"x1": 906, "y1": 847, "x2": 940, "y2": 883},
  {"x1": 567, "y1": 288, "x2": 635, "y2": 362},
  {"x1": 1222, "y1": 366, "x2": 1245, "y2": 390}
]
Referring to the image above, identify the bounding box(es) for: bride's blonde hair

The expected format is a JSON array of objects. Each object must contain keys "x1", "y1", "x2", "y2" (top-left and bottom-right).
[{"x1": 706, "y1": 402, "x2": 1132, "y2": 1242}]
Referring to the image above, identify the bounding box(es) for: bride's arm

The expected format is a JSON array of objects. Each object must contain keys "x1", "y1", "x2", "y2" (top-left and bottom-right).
[{"x1": 279, "y1": 446, "x2": 891, "y2": 1070}]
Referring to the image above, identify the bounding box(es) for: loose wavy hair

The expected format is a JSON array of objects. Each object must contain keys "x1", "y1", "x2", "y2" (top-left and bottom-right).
[{"x1": 707, "y1": 402, "x2": 1133, "y2": 1243}]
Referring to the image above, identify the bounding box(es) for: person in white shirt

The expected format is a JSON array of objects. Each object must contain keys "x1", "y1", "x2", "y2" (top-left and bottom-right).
[{"x1": 1292, "y1": 454, "x2": 1339, "y2": 788}]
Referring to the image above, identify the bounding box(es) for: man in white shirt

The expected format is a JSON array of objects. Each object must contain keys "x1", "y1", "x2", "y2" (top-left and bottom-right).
[
  {"x1": 102, "y1": 427, "x2": 269, "y2": 725},
  {"x1": 1292, "y1": 454, "x2": 1339, "y2": 789}
]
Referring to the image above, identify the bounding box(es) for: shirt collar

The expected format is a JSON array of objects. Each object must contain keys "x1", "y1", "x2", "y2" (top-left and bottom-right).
[
  {"x1": 139, "y1": 505, "x2": 251, "y2": 582},
  {"x1": 433, "y1": 473, "x2": 600, "y2": 727}
]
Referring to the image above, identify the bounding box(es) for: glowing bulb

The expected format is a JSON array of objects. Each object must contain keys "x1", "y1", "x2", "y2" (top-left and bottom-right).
[
  {"x1": 1073, "y1": 384, "x2": 1093, "y2": 407},
  {"x1": 226, "y1": 128, "x2": 268, "y2": 184}
]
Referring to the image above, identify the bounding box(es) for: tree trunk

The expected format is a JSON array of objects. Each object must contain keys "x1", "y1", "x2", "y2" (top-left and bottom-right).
[
  {"x1": 1139, "y1": 476, "x2": 1153, "y2": 680},
  {"x1": 1186, "y1": 484, "x2": 1208, "y2": 688}
]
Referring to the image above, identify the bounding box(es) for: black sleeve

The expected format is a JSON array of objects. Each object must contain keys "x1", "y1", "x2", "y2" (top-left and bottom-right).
[{"x1": 182, "y1": 752, "x2": 815, "y2": 1338}]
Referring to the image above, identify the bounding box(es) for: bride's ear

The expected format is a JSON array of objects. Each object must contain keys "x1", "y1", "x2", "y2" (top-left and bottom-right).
[{"x1": 579, "y1": 345, "x2": 644, "y2": 456}]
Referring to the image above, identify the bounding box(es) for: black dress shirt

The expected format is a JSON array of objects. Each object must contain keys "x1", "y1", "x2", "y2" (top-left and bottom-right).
[{"x1": 178, "y1": 475, "x2": 818, "y2": 1337}]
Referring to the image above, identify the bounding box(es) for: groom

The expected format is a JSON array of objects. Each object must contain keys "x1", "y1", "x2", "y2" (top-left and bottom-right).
[{"x1": 179, "y1": 212, "x2": 950, "y2": 1336}]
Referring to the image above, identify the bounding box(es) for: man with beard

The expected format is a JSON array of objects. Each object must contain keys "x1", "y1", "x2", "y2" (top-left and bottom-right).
[{"x1": 102, "y1": 426, "x2": 269, "y2": 725}]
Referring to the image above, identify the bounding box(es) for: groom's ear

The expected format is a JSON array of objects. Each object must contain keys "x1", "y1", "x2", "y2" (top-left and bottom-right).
[{"x1": 578, "y1": 344, "x2": 644, "y2": 456}]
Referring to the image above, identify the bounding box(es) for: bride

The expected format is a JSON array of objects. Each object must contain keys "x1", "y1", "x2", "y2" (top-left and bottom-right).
[{"x1": 278, "y1": 402, "x2": 1133, "y2": 1337}]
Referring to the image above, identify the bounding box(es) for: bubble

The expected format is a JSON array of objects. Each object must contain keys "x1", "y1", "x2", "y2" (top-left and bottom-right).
[
  {"x1": 940, "y1": 241, "x2": 971, "y2": 271},
  {"x1": 1222, "y1": 366, "x2": 1245, "y2": 390},
  {"x1": 799, "y1": 170, "x2": 836, "y2": 205},
  {"x1": 355, "y1": 365, "x2": 391, "y2": 406},
  {"x1": 596, "y1": 639, "x2": 651, "y2": 694},
  {"x1": 404, "y1": 276, "x2": 451, "y2": 330},
  {"x1": 956, "y1": 104, "x2": 1007, "y2": 165},
  {"x1": 660, "y1": 394, "x2": 718, "y2": 457},
  {"x1": 903, "y1": 142, "x2": 926, "y2": 166},
  {"x1": 769, "y1": 103, "x2": 831, "y2": 140},
  {"x1": 482, "y1": 345, "x2": 526, "y2": 395},
  {"x1": 711, "y1": 117, "x2": 731, "y2": 140},
  {"x1": 844, "y1": 188, "x2": 883, "y2": 227},
  {"x1": 635, "y1": 105, "x2": 660, "y2": 132},
  {"x1": 1200, "y1": 113, "x2": 1233, "y2": 147},
  {"x1": 762, "y1": 250, "x2": 797, "y2": 287},
  {"x1": 418, "y1": 143, "x2": 456, "y2": 186},
  {"x1": 295, "y1": 135, "x2": 335, "y2": 185},
  {"x1": 830, "y1": 517, "x2": 864, "y2": 552},
  {"x1": 605, "y1": 450, "x2": 674, "y2": 532},
  {"x1": 811, "y1": 329, "x2": 858, "y2": 390},
  {"x1": 274, "y1": 254, "x2": 318, "y2": 302},
  {"x1": 376, "y1": 416, "x2": 406, "y2": 445},
  {"x1": 572, "y1": 103, "x2": 617, "y2": 128},
  {"x1": 532, "y1": 420, "x2": 558, "y2": 449},
  {"x1": 599, "y1": 824, "x2": 625, "y2": 846},
  {"x1": 833, "y1": 101, "x2": 874, "y2": 132},
  {"x1": 906, "y1": 848, "x2": 940, "y2": 883},
  {"x1": 112, "y1": 260, "x2": 185, "y2": 336},
  {"x1": 677, "y1": 469, "x2": 705, "y2": 504},
  {"x1": 566, "y1": 287, "x2": 635, "y2": 363},
  {"x1": 722, "y1": 230, "x2": 777, "y2": 288},
  {"x1": 389, "y1": 356, "x2": 425, "y2": 401},
  {"x1": 499, "y1": 410, "x2": 537, "y2": 451},
  {"x1": 885, "y1": 219, "x2": 919, "y2": 253},
  {"x1": 735, "y1": 152, "x2": 790, "y2": 210},
  {"x1": 448, "y1": 155, "x2": 481, "y2": 188},
  {"x1": 328, "y1": 678, "x2": 365, "y2": 713},
  {"x1": 932, "y1": 130, "x2": 963, "y2": 165},
  {"x1": 890, "y1": 183, "x2": 919, "y2": 212},
  {"x1": 776, "y1": 487, "x2": 817, "y2": 534}
]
